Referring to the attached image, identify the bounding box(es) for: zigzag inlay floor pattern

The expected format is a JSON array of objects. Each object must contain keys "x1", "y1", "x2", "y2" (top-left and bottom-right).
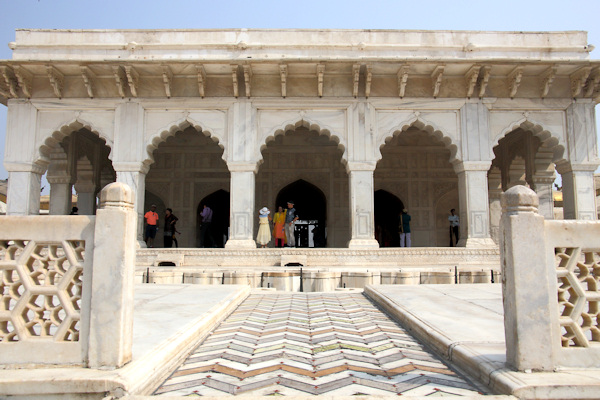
[{"x1": 154, "y1": 292, "x2": 483, "y2": 397}]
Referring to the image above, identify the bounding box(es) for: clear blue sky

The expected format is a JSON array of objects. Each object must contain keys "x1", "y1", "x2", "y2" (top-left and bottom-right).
[{"x1": 1, "y1": 0, "x2": 599, "y2": 186}]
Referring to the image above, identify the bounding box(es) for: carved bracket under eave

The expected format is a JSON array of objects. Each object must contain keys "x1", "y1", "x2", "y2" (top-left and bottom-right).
[
  {"x1": 80, "y1": 66, "x2": 96, "y2": 98},
  {"x1": 540, "y1": 66, "x2": 557, "y2": 98},
  {"x1": 431, "y1": 65, "x2": 444, "y2": 98},
  {"x1": 507, "y1": 66, "x2": 523, "y2": 99},
  {"x1": 112, "y1": 66, "x2": 127, "y2": 98},
  {"x1": 464, "y1": 65, "x2": 480, "y2": 99},
  {"x1": 124, "y1": 65, "x2": 139, "y2": 97},
  {"x1": 243, "y1": 65, "x2": 252, "y2": 98},
  {"x1": 352, "y1": 64, "x2": 360, "y2": 98},
  {"x1": 13, "y1": 66, "x2": 33, "y2": 98},
  {"x1": 583, "y1": 67, "x2": 600, "y2": 98},
  {"x1": 279, "y1": 64, "x2": 287, "y2": 98},
  {"x1": 365, "y1": 65, "x2": 372, "y2": 99},
  {"x1": 317, "y1": 64, "x2": 325, "y2": 97},
  {"x1": 478, "y1": 66, "x2": 491, "y2": 98},
  {"x1": 231, "y1": 64, "x2": 239, "y2": 98},
  {"x1": 196, "y1": 65, "x2": 206, "y2": 98},
  {"x1": 570, "y1": 66, "x2": 591, "y2": 98},
  {"x1": 0, "y1": 65, "x2": 19, "y2": 98},
  {"x1": 397, "y1": 65, "x2": 409, "y2": 98},
  {"x1": 161, "y1": 65, "x2": 173, "y2": 98},
  {"x1": 46, "y1": 65, "x2": 64, "y2": 99}
]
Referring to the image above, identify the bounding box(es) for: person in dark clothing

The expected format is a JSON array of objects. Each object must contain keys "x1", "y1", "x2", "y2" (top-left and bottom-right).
[
  {"x1": 398, "y1": 208, "x2": 412, "y2": 248},
  {"x1": 163, "y1": 208, "x2": 179, "y2": 248}
]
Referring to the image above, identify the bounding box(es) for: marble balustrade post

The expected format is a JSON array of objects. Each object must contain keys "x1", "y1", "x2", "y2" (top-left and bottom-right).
[
  {"x1": 88, "y1": 182, "x2": 137, "y2": 369},
  {"x1": 225, "y1": 163, "x2": 257, "y2": 249},
  {"x1": 115, "y1": 162, "x2": 149, "y2": 247},
  {"x1": 5, "y1": 164, "x2": 44, "y2": 216},
  {"x1": 454, "y1": 161, "x2": 495, "y2": 247},
  {"x1": 556, "y1": 162, "x2": 597, "y2": 220},
  {"x1": 347, "y1": 162, "x2": 379, "y2": 249},
  {"x1": 500, "y1": 185, "x2": 556, "y2": 371}
]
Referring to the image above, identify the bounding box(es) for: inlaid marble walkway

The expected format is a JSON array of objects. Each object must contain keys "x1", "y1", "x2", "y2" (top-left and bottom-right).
[{"x1": 154, "y1": 292, "x2": 485, "y2": 397}]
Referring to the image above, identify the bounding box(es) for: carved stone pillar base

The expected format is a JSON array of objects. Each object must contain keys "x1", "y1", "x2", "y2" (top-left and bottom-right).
[
  {"x1": 225, "y1": 239, "x2": 258, "y2": 249},
  {"x1": 347, "y1": 239, "x2": 379, "y2": 249},
  {"x1": 457, "y1": 237, "x2": 497, "y2": 248}
]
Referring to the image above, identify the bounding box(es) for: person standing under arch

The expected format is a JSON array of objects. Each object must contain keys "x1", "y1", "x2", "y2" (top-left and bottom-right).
[
  {"x1": 199, "y1": 204, "x2": 215, "y2": 248},
  {"x1": 144, "y1": 205, "x2": 159, "y2": 248},
  {"x1": 399, "y1": 208, "x2": 411, "y2": 248},
  {"x1": 164, "y1": 208, "x2": 179, "y2": 248},
  {"x1": 448, "y1": 208, "x2": 459, "y2": 247},
  {"x1": 272, "y1": 206, "x2": 286, "y2": 248},
  {"x1": 285, "y1": 201, "x2": 299, "y2": 247}
]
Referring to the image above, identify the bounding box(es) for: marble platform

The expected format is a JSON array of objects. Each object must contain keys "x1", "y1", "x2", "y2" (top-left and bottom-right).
[
  {"x1": 365, "y1": 284, "x2": 600, "y2": 399},
  {"x1": 0, "y1": 284, "x2": 250, "y2": 399}
]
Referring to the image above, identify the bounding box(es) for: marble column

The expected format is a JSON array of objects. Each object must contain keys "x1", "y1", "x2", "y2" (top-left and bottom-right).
[
  {"x1": 454, "y1": 161, "x2": 496, "y2": 247},
  {"x1": 347, "y1": 162, "x2": 379, "y2": 249},
  {"x1": 5, "y1": 164, "x2": 44, "y2": 216},
  {"x1": 114, "y1": 162, "x2": 149, "y2": 246},
  {"x1": 225, "y1": 163, "x2": 257, "y2": 249},
  {"x1": 488, "y1": 167, "x2": 502, "y2": 244},
  {"x1": 47, "y1": 148, "x2": 72, "y2": 215},
  {"x1": 557, "y1": 162, "x2": 598, "y2": 220},
  {"x1": 533, "y1": 176, "x2": 556, "y2": 219},
  {"x1": 74, "y1": 159, "x2": 97, "y2": 215}
]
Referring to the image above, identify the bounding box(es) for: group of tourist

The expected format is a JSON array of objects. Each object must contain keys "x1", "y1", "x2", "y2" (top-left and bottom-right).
[
  {"x1": 256, "y1": 201, "x2": 299, "y2": 248},
  {"x1": 397, "y1": 208, "x2": 460, "y2": 248},
  {"x1": 142, "y1": 202, "x2": 459, "y2": 249},
  {"x1": 143, "y1": 205, "x2": 180, "y2": 248}
]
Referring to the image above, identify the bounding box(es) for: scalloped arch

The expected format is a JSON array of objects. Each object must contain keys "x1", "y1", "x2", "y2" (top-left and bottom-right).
[
  {"x1": 145, "y1": 117, "x2": 224, "y2": 165},
  {"x1": 258, "y1": 118, "x2": 347, "y2": 166},
  {"x1": 37, "y1": 118, "x2": 112, "y2": 166},
  {"x1": 378, "y1": 116, "x2": 459, "y2": 163},
  {"x1": 493, "y1": 118, "x2": 565, "y2": 163}
]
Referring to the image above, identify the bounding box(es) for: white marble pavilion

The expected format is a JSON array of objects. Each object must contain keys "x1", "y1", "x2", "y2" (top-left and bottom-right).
[{"x1": 1, "y1": 29, "x2": 598, "y2": 249}]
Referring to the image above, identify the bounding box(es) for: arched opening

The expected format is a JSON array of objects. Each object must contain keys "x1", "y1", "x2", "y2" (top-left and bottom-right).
[
  {"x1": 489, "y1": 126, "x2": 564, "y2": 242},
  {"x1": 256, "y1": 125, "x2": 349, "y2": 247},
  {"x1": 197, "y1": 190, "x2": 230, "y2": 248},
  {"x1": 374, "y1": 190, "x2": 404, "y2": 247},
  {"x1": 375, "y1": 126, "x2": 458, "y2": 247},
  {"x1": 275, "y1": 180, "x2": 327, "y2": 247},
  {"x1": 146, "y1": 126, "x2": 230, "y2": 248},
  {"x1": 44, "y1": 128, "x2": 114, "y2": 215}
]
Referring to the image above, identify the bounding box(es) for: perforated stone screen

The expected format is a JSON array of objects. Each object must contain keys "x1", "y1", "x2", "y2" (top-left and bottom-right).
[
  {"x1": 555, "y1": 247, "x2": 600, "y2": 348},
  {"x1": 0, "y1": 240, "x2": 84, "y2": 342}
]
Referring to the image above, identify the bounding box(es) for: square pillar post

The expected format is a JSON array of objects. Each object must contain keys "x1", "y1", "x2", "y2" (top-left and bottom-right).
[
  {"x1": 500, "y1": 185, "x2": 557, "y2": 371},
  {"x1": 47, "y1": 147, "x2": 73, "y2": 215},
  {"x1": 5, "y1": 164, "x2": 44, "y2": 216},
  {"x1": 557, "y1": 162, "x2": 597, "y2": 220},
  {"x1": 225, "y1": 163, "x2": 257, "y2": 249},
  {"x1": 454, "y1": 161, "x2": 495, "y2": 247},
  {"x1": 114, "y1": 162, "x2": 149, "y2": 247},
  {"x1": 347, "y1": 162, "x2": 379, "y2": 249},
  {"x1": 533, "y1": 176, "x2": 556, "y2": 219},
  {"x1": 88, "y1": 182, "x2": 137, "y2": 368}
]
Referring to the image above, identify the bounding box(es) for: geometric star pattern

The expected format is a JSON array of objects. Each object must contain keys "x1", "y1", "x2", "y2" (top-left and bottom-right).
[
  {"x1": 154, "y1": 292, "x2": 483, "y2": 396},
  {"x1": 0, "y1": 240, "x2": 84, "y2": 342},
  {"x1": 556, "y1": 247, "x2": 600, "y2": 347}
]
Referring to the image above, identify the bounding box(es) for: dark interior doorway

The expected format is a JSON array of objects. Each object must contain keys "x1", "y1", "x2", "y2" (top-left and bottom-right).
[
  {"x1": 374, "y1": 190, "x2": 404, "y2": 247},
  {"x1": 197, "y1": 189, "x2": 230, "y2": 248},
  {"x1": 275, "y1": 179, "x2": 327, "y2": 247}
]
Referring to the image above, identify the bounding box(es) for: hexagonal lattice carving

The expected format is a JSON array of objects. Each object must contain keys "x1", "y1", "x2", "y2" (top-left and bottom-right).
[
  {"x1": 556, "y1": 248, "x2": 600, "y2": 347},
  {"x1": 0, "y1": 240, "x2": 84, "y2": 342}
]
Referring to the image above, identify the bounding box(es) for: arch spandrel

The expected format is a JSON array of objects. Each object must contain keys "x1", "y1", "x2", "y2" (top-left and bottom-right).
[
  {"x1": 491, "y1": 113, "x2": 567, "y2": 164},
  {"x1": 36, "y1": 115, "x2": 114, "y2": 168},
  {"x1": 145, "y1": 113, "x2": 226, "y2": 166},
  {"x1": 257, "y1": 110, "x2": 348, "y2": 165},
  {"x1": 375, "y1": 112, "x2": 460, "y2": 163}
]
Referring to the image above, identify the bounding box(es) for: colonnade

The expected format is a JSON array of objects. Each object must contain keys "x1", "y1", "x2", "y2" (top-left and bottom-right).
[{"x1": 3, "y1": 100, "x2": 598, "y2": 249}]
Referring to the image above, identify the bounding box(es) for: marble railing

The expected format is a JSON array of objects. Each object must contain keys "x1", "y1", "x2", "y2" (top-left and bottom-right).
[
  {"x1": 0, "y1": 183, "x2": 136, "y2": 368},
  {"x1": 500, "y1": 185, "x2": 600, "y2": 372}
]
